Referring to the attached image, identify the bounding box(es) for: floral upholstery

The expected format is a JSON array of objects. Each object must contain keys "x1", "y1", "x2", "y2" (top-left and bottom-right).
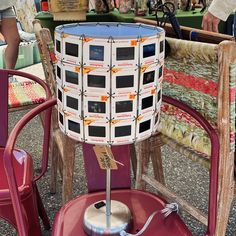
[{"x1": 15, "y1": 0, "x2": 37, "y2": 32}]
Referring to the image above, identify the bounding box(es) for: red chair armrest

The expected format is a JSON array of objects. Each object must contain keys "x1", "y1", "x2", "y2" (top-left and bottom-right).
[
  {"x1": 162, "y1": 95, "x2": 219, "y2": 236},
  {"x1": 3, "y1": 98, "x2": 56, "y2": 236}
]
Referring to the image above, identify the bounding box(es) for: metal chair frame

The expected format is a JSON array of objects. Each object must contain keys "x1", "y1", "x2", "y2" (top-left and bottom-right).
[{"x1": 0, "y1": 69, "x2": 56, "y2": 235}]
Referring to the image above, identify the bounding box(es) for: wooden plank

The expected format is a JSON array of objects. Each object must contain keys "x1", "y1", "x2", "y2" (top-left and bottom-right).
[
  {"x1": 62, "y1": 135, "x2": 76, "y2": 203},
  {"x1": 129, "y1": 143, "x2": 137, "y2": 177},
  {"x1": 9, "y1": 103, "x2": 38, "y2": 112},
  {"x1": 134, "y1": 17, "x2": 234, "y2": 44},
  {"x1": 49, "y1": 0, "x2": 87, "y2": 12},
  {"x1": 149, "y1": 134, "x2": 165, "y2": 185},
  {"x1": 142, "y1": 174, "x2": 208, "y2": 225},
  {"x1": 33, "y1": 20, "x2": 76, "y2": 203},
  {"x1": 49, "y1": 0, "x2": 88, "y2": 21},
  {"x1": 135, "y1": 139, "x2": 151, "y2": 190},
  {"x1": 214, "y1": 41, "x2": 236, "y2": 236}
]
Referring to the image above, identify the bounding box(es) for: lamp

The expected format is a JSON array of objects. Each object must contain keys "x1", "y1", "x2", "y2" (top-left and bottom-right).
[{"x1": 55, "y1": 22, "x2": 165, "y2": 235}]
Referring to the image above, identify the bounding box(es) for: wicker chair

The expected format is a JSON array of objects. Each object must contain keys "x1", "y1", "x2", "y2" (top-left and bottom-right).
[{"x1": 135, "y1": 37, "x2": 236, "y2": 236}]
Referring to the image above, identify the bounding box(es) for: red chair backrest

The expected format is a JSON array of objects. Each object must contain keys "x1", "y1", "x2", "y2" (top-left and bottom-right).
[{"x1": 0, "y1": 70, "x2": 9, "y2": 147}]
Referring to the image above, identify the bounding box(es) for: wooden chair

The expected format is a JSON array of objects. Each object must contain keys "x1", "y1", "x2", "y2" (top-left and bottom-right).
[
  {"x1": 0, "y1": 69, "x2": 56, "y2": 235},
  {"x1": 134, "y1": 36, "x2": 236, "y2": 236},
  {"x1": 32, "y1": 19, "x2": 133, "y2": 203},
  {"x1": 33, "y1": 19, "x2": 77, "y2": 204}
]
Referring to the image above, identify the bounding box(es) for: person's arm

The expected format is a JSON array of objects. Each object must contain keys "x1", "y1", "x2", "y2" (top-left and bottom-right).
[{"x1": 201, "y1": 0, "x2": 236, "y2": 32}]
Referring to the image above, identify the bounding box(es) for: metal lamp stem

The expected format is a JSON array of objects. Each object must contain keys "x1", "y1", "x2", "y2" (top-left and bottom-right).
[{"x1": 106, "y1": 168, "x2": 111, "y2": 228}]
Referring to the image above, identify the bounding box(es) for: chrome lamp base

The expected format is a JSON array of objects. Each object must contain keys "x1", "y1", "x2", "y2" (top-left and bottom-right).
[{"x1": 83, "y1": 200, "x2": 132, "y2": 236}]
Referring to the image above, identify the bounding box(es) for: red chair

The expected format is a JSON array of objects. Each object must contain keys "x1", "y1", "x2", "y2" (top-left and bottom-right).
[
  {"x1": 134, "y1": 95, "x2": 220, "y2": 236},
  {"x1": 52, "y1": 189, "x2": 192, "y2": 236},
  {"x1": 51, "y1": 95, "x2": 219, "y2": 236},
  {"x1": 0, "y1": 69, "x2": 56, "y2": 236}
]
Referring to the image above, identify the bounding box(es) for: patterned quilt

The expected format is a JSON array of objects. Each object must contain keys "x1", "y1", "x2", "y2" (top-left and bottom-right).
[
  {"x1": 9, "y1": 81, "x2": 46, "y2": 108},
  {"x1": 158, "y1": 38, "x2": 236, "y2": 156}
]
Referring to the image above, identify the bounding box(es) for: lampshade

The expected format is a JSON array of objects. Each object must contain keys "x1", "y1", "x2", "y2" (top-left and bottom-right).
[{"x1": 55, "y1": 22, "x2": 165, "y2": 145}]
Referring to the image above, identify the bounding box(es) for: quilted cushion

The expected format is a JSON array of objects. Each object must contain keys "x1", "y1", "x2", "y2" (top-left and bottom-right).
[
  {"x1": 8, "y1": 80, "x2": 46, "y2": 108},
  {"x1": 157, "y1": 39, "x2": 216, "y2": 157},
  {"x1": 159, "y1": 103, "x2": 211, "y2": 156},
  {"x1": 158, "y1": 38, "x2": 236, "y2": 156}
]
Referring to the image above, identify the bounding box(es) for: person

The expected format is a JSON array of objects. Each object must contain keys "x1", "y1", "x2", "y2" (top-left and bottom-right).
[
  {"x1": 0, "y1": 1, "x2": 20, "y2": 70},
  {"x1": 201, "y1": 0, "x2": 236, "y2": 33}
]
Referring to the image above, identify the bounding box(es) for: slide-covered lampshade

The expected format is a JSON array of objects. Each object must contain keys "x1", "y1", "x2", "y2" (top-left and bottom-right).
[{"x1": 55, "y1": 22, "x2": 165, "y2": 145}]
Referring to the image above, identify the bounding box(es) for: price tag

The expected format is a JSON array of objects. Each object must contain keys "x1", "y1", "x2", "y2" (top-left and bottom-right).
[{"x1": 93, "y1": 145, "x2": 118, "y2": 170}]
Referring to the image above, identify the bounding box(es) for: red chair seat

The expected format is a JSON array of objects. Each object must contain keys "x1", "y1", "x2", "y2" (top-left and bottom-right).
[
  {"x1": 52, "y1": 189, "x2": 192, "y2": 236},
  {"x1": 0, "y1": 147, "x2": 33, "y2": 201}
]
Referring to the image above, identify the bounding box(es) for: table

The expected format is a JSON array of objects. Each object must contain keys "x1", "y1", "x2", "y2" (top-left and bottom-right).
[{"x1": 35, "y1": 9, "x2": 234, "y2": 36}]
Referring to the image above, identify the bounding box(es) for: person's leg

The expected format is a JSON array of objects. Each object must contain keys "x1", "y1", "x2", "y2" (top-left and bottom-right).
[
  {"x1": 234, "y1": 11, "x2": 236, "y2": 40},
  {"x1": 0, "y1": 9, "x2": 20, "y2": 69}
]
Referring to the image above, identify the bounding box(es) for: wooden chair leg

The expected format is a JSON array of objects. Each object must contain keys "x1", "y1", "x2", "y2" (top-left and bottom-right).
[
  {"x1": 130, "y1": 143, "x2": 137, "y2": 178},
  {"x1": 149, "y1": 134, "x2": 165, "y2": 185},
  {"x1": 58, "y1": 152, "x2": 63, "y2": 179},
  {"x1": 215, "y1": 152, "x2": 235, "y2": 236},
  {"x1": 135, "y1": 139, "x2": 151, "y2": 190},
  {"x1": 50, "y1": 139, "x2": 59, "y2": 194},
  {"x1": 62, "y1": 136, "x2": 76, "y2": 204},
  {"x1": 47, "y1": 103, "x2": 62, "y2": 194}
]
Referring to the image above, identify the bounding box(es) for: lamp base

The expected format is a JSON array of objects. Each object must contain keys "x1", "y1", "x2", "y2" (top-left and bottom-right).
[{"x1": 83, "y1": 200, "x2": 132, "y2": 236}]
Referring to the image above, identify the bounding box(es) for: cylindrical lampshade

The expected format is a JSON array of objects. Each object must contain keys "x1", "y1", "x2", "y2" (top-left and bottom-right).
[{"x1": 55, "y1": 22, "x2": 165, "y2": 145}]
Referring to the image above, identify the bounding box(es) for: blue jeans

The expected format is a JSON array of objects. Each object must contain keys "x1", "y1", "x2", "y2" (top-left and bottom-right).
[
  {"x1": 34, "y1": 0, "x2": 40, "y2": 12},
  {"x1": 234, "y1": 11, "x2": 236, "y2": 40}
]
